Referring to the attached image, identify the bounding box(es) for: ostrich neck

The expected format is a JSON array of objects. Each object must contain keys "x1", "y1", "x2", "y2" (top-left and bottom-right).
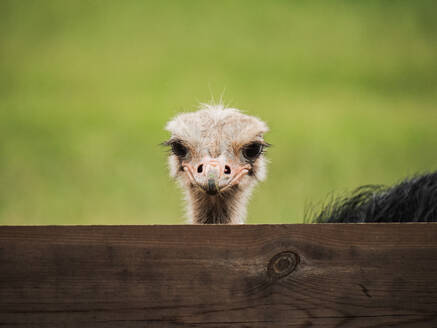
[{"x1": 187, "y1": 188, "x2": 248, "y2": 224}]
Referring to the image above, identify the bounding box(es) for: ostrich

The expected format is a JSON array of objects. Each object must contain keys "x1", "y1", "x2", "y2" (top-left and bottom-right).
[
  {"x1": 164, "y1": 103, "x2": 269, "y2": 224},
  {"x1": 165, "y1": 103, "x2": 437, "y2": 224}
]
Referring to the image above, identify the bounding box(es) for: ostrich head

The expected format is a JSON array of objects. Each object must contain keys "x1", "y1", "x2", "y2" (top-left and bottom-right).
[{"x1": 164, "y1": 103, "x2": 269, "y2": 224}]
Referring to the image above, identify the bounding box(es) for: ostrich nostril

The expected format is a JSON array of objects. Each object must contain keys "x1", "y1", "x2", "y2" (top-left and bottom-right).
[
  {"x1": 224, "y1": 165, "x2": 231, "y2": 175},
  {"x1": 197, "y1": 164, "x2": 203, "y2": 173}
]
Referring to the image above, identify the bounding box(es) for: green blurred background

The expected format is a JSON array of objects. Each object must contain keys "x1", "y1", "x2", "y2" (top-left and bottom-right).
[{"x1": 1, "y1": 1, "x2": 436, "y2": 224}]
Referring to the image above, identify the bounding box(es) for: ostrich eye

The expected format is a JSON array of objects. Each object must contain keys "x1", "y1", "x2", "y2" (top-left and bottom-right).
[
  {"x1": 171, "y1": 142, "x2": 188, "y2": 157},
  {"x1": 242, "y1": 142, "x2": 263, "y2": 161}
]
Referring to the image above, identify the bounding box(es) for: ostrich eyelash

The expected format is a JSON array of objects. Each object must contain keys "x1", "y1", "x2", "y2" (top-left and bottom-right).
[
  {"x1": 260, "y1": 141, "x2": 271, "y2": 153},
  {"x1": 242, "y1": 141, "x2": 271, "y2": 161},
  {"x1": 162, "y1": 139, "x2": 189, "y2": 157}
]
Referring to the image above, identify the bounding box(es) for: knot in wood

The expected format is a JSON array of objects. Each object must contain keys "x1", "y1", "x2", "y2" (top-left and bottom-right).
[{"x1": 268, "y1": 251, "x2": 298, "y2": 279}]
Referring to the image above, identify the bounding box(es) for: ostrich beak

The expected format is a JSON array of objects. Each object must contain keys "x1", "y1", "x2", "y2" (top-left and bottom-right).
[
  {"x1": 204, "y1": 162, "x2": 222, "y2": 195},
  {"x1": 183, "y1": 159, "x2": 251, "y2": 195}
]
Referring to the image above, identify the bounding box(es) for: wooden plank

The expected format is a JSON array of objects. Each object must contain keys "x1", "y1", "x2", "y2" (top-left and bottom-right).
[{"x1": 0, "y1": 224, "x2": 437, "y2": 327}]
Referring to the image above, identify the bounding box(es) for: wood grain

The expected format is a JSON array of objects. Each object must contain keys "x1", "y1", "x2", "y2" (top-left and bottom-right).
[{"x1": 1, "y1": 224, "x2": 437, "y2": 327}]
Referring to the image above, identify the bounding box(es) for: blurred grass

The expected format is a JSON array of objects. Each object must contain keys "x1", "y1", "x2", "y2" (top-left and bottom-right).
[{"x1": 1, "y1": 0, "x2": 436, "y2": 224}]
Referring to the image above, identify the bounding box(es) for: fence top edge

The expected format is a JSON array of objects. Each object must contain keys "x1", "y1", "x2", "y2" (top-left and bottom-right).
[{"x1": 1, "y1": 223, "x2": 437, "y2": 227}]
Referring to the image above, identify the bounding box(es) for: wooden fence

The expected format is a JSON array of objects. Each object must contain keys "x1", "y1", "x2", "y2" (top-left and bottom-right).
[{"x1": 1, "y1": 224, "x2": 437, "y2": 327}]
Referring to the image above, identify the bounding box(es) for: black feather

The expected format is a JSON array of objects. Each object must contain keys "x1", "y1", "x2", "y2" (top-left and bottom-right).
[{"x1": 309, "y1": 171, "x2": 437, "y2": 223}]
